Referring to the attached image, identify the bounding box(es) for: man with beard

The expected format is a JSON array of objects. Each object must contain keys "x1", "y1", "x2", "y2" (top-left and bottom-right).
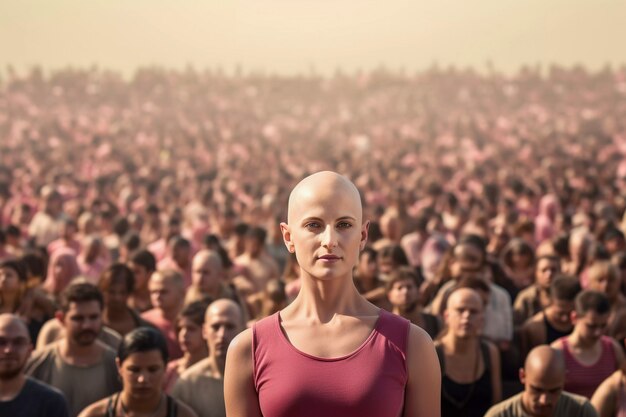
[
  {"x1": 0, "y1": 314, "x2": 69, "y2": 416},
  {"x1": 171, "y1": 299, "x2": 245, "y2": 417},
  {"x1": 25, "y1": 283, "x2": 121, "y2": 417}
]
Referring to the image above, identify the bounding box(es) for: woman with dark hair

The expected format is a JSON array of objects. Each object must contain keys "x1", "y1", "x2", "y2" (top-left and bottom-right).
[
  {"x1": 78, "y1": 327, "x2": 197, "y2": 417},
  {"x1": 499, "y1": 238, "x2": 535, "y2": 289},
  {"x1": 0, "y1": 258, "x2": 55, "y2": 341},
  {"x1": 99, "y1": 263, "x2": 153, "y2": 336}
]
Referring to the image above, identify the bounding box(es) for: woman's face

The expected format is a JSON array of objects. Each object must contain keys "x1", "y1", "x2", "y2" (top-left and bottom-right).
[
  {"x1": 118, "y1": 350, "x2": 165, "y2": 399},
  {"x1": 0, "y1": 267, "x2": 21, "y2": 294},
  {"x1": 104, "y1": 281, "x2": 130, "y2": 311},
  {"x1": 177, "y1": 317, "x2": 205, "y2": 354},
  {"x1": 387, "y1": 278, "x2": 418, "y2": 308},
  {"x1": 52, "y1": 256, "x2": 73, "y2": 288}
]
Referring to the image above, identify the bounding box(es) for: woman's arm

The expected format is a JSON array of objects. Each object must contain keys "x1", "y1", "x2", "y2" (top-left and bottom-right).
[
  {"x1": 403, "y1": 325, "x2": 441, "y2": 417},
  {"x1": 224, "y1": 328, "x2": 263, "y2": 417},
  {"x1": 590, "y1": 371, "x2": 618, "y2": 417}
]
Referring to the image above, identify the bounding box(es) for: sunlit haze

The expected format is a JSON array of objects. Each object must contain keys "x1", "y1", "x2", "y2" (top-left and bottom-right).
[{"x1": 1, "y1": 0, "x2": 625, "y2": 76}]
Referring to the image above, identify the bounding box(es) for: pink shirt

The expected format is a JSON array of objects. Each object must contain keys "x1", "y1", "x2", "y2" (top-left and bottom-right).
[
  {"x1": 253, "y1": 309, "x2": 408, "y2": 417},
  {"x1": 141, "y1": 309, "x2": 183, "y2": 360},
  {"x1": 561, "y1": 335, "x2": 618, "y2": 398}
]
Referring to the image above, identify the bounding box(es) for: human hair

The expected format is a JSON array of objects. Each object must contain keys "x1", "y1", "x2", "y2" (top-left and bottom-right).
[
  {"x1": 234, "y1": 222, "x2": 250, "y2": 237},
  {"x1": 203, "y1": 234, "x2": 234, "y2": 269},
  {"x1": 0, "y1": 259, "x2": 28, "y2": 283},
  {"x1": 575, "y1": 290, "x2": 610, "y2": 316},
  {"x1": 549, "y1": 274, "x2": 581, "y2": 302},
  {"x1": 587, "y1": 260, "x2": 618, "y2": 284},
  {"x1": 122, "y1": 232, "x2": 141, "y2": 253},
  {"x1": 176, "y1": 300, "x2": 209, "y2": 331},
  {"x1": 385, "y1": 267, "x2": 420, "y2": 293},
  {"x1": 168, "y1": 235, "x2": 190, "y2": 250},
  {"x1": 118, "y1": 327, "x2": 169, "y2": 364},
  {"x1": 359, "y1": 247, "x2": 377, "y2": 261},
  {"x1": 99, "y1": 263, "x2": 135, "y2": 294},
  {"x1": 19, "y1": 250, "x2": 47, "y2": 282},
  {"x1": 378, "y1": 245, "x2": 409, "y2": 268},
  {"x1": 246, "y1": 226, "x2": 267, "y2": 243},
  {"x1": 501, "y1": 238, "x2": 535, "y2": 268},
  {"x1": 129, "y1": 249, "x2": 156, "y2": 272},
  {"x1": 60, "y1": 282, "x2": 104, "y2": 312}
]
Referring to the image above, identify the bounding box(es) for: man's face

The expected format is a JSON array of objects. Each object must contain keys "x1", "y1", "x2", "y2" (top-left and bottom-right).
[
  {"x1": 61, "y1": 301, "x2": 102, "y2": 347},
  {"x1": 544, "y1": 299, "x2": 574, "y2": 329},
  {"x1": 281, "y1": 184, "x2": 367, "y2": 282},
  {"x1": 387, "y1": 279, "x2": 419, "y2": 308},
  {"x1": 128, "y1": 262, "x2": 151, "y2": 289},
  {"x1": 535, "y1": 258, "x2": 560, "y2": 289},
  {"x1": 203, "y1": 307, "x2": 242, "y2": 359},
  {"x1": 574, "y1": 311, "x2": 610, "y2": 344},
  {"x1": 0, "y1": 320, "x2": 32, "y2": 380},
  {"x1": 587, "y1": 271, "x2": 620, "y2": 302},
  {"x1": 148, "y1": 275, "x2": 182, "y2": 312},
  {"x1": 450, "y1": 244, "x2": 484, "y2": 279},
  {"x1": 191, "y1": 255, "x2": 222, "y2": 292},
  {"x1": 520, "y1": 368, "x2": 564, "y2": 417},
  {"x1": 444, "y1": 289, "x2": 484, "y2": 339},
  {"x1": 357, "y1": 252, "x2": 378, "y2": 280},
  {"x1": 103, "y1": 281, "x2": 130, "y2": 311}
]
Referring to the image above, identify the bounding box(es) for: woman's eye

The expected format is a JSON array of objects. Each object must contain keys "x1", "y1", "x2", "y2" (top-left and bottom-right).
[
  {"x1": 305, "y1": 222, "x2": 321, "y2": 229},
  {"x1": 337, "y1": 222, "x2": 352, "y2": 229}
]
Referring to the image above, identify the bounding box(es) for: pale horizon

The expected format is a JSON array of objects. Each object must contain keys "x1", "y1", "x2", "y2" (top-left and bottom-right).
[{"x1": 1, "y1": 1, "x2": 625, "y2": 78}]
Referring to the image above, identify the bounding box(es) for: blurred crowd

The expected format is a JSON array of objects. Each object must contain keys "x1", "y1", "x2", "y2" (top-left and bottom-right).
[{"x1": 2, "y1": 64, "x2": 626, "y2": 417}]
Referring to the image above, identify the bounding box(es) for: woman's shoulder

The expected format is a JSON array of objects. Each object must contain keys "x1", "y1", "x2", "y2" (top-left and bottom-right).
[{"x1": 76, "y1": 395, "x2": 113, "y2": 417}]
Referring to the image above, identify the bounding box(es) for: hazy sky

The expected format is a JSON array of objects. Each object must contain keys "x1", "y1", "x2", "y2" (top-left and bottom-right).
[{"x1": 1, "y1": 0, "x2": 625, "y2": 76}]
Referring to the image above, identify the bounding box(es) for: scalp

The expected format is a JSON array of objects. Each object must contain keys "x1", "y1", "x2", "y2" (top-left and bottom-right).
[{"x1": 287, "y1": 171, "x2": 362, "y2": 224}]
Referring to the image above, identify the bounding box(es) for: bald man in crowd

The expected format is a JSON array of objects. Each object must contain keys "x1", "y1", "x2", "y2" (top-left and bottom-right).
[
  {"x1": 141, "y1": 269, "x2": 186, "y2": 359},
  {"x1": 485, "y1": 345, "x2": 597, "y2": 417},
  {"x1": 185, "y1": 250, "x2": 238, "y2": 305},
  {"x1": 171, "y1": 299, "x2": 245, "y2": 417},
  {"x1": 0, "y1": 314, "x2": 69, "y2": 417}
]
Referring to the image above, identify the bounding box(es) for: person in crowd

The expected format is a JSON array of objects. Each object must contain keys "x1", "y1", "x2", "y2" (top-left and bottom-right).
[
  {"x1": 42, "y1": 248, "x2": 81, "y2": 303},
  {"x1": 386, "y1": 267, "x2": 442, "y2": 339},
  {"x1": 585, "y1": 261, "x2": 626, "y2": 328},
  {"x1": 234, "y1": 226, "x2": 280, "y2": 293},
  {"x1": 377, "y1": 244, "x2": 410, "y2": 282},
  {"x1": 225, "y1": 171, "x2": 440, "y2": 416},
  {"x1": 246, "y1": 278, "x2": 287, "y2": 324},
  {"x1": 28, "y1": 188, "x2": 64, "y2": 248},
  {"x1": 127, "y1": 249, "x2": 156, "y2": 313},
  {"x1": 520, "y1": 275, "x2": 581, "y2": 359},
  {"x1": 163, "y1": 301, "x2": 208, "y2": 393},
  {"x1": 514, "y1": 255, "x2": 561, "y2": 325},
  {"x1": 551, "y1": 291, "x2": 625, "y2": 398},
  {"x1": 500, "y1": 238, "x2": 536, "y2": 290},
  {"x1": 141, "y1": 270, "x2": 185, "y2": 360},
  {"x1": 171, "y1": 299, "x2": 245, "y2": 417},
  {"x1": 485, "y1": 345, "x2": 597, "y2": 417},
  {"x1": 184, "y1": 250, "x2": 236, "y2": 306},
  {"x1": 47, "y1": 218, "x2": 81, "y2": 257},
  {"x1": 26, "y1": 282, "x2": 122, "y2": 417},
  {"x1": 77, "y1": 327, "x2": 197, "y2": 417},
  {"x1": 591, "y1": 367, "x2": 626, "y2": 417},
  {"x1": 436, "y1": 286, "x2": 501, "y2": 417},
  {"x1": 0, "y1": 313, "x2": 70, "y2": 417},
  {"x1": 77, "y1": 236, "x2": 107, "y2": 285},
  {"x1": 157, "y1": 236, "x2": 193, "y2": 288},
  {"x1": 353, "y1": 247, "x2": 387, "y2": 306},
  {"x1": 98, "y1": 263, "x2": 152, "y2": 336}
]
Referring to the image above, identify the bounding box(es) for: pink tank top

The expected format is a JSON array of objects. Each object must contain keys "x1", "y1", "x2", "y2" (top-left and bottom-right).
[
  {"x1": 561, "y1": 335, "x2": 617, "y2": 398},
  {"x1": 253, "y1": 309, "x2": 409, "y2": 417}
]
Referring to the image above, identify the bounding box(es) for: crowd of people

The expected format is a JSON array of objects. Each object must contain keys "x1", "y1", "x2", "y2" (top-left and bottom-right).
[{"x1": 2, "y1": 64, "x2": 626, "y2": 416}]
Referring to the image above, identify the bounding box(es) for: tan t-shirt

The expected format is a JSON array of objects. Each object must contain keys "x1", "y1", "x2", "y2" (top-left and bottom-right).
[
  {"x1": 484, "y1": 391, "x2": 598, "y2": 417},
  {"x1": 25, "y1": 342, "x2": 122, "y2": 417},
  {"x1": 171, "y1": 359, "x2": 225, "y2": 417}
]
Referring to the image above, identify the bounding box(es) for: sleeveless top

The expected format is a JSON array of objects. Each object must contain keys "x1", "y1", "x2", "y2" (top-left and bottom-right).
[
  {"x1": 106, "y1": 393, "x2": 178, "y2": 417},
  {"x1": 543, "y1": 314, "x2": 571, "y2": 344},
  {"x1": 253, "y1": 309, "x2": 409, "y2": 417},
  {"x1": 437, "y1": 340, "x2": 493, "y2": 417},
  {"x1": 561, "y1": 335, "x2": 617, "y2": 398}
]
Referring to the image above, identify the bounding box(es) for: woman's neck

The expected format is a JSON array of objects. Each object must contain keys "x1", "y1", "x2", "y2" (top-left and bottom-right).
[
  {"x1": 121, "y1": 390, "x2": 163, "y2": 414},
  {"x1": 443, "y1": 333, "x2": 476, "y2": 354},
  {"x1": 289, "y1": 273, "x2": 370, "y2": 322}
]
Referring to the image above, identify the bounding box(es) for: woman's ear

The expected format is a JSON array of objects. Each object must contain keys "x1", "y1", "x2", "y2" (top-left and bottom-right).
[
  {"x1": 280, "y1": 222, "x2": 295, "y2": 253},
  {"x1": 360, "y1": 220, "x2": 370, "y2": 251}
]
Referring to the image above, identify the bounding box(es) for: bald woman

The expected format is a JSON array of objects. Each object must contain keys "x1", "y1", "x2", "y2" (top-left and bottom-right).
[
  {"x1": 485, "y1": 345, "x2": 597, "y2": 417},
  {"x1": 224, "y1": 171, "x2": 440, "y2": 417}
]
